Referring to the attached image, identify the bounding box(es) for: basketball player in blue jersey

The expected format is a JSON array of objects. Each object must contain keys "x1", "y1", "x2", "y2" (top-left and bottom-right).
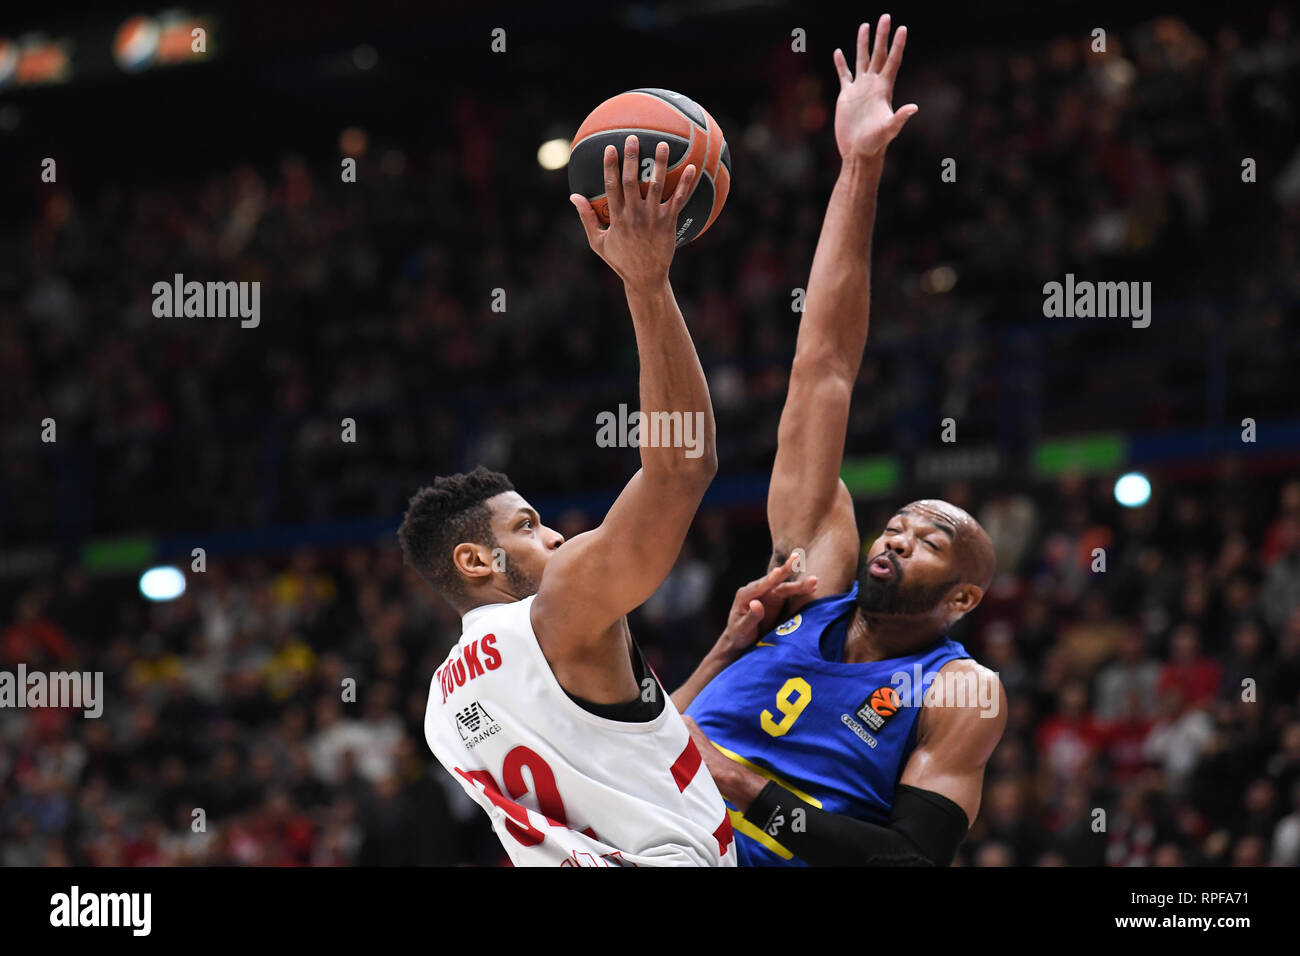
[{"x1": 675, "y1": 16, "x2": 1007, "y2": 866}]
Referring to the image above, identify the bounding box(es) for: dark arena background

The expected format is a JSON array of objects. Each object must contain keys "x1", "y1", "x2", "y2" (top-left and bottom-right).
[{"x1": 0, "y1": 0, "x2": 1297, "y2": 936}]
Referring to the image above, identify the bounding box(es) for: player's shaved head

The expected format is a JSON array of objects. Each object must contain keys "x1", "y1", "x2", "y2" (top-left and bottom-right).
[
  {"x1": 896, "y1": 499, "x2": 996, "y2": 592},
  {"x1": 857, "y1": 497, "x2": 996, "y2": 632}
]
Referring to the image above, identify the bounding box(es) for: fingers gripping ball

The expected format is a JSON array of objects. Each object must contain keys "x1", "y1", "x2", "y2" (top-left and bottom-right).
[{"x1": 569, "y1": 88, "x2": 731, "y2": 247}]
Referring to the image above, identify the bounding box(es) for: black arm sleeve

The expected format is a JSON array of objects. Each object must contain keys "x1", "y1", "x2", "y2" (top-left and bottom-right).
[{"x1": 742, "y1": 781, "x2": 969, "y2": 867}]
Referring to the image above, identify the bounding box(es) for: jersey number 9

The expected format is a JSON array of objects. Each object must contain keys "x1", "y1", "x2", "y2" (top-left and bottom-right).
[{"x1": 761, "y1": 677, "x2": 812, "y2": 737}]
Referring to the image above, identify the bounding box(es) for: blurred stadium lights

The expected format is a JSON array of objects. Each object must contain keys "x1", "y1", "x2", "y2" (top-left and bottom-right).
[
  {"x1": 920, "y1": 265, "x2": 958, "y2": 294},
  {"x1": 138, "y1": 565, "x2": 186, "y2": 601},
  {"x1": 112, "y1": 10, "x2": 212, "y2": 74},
  {"x1": 0, "y1": 33, "x2": 72, "y2": 89},
  {"x1": 0, "y1": 38, "x2": 14, "y2": 87},
  {"x1": 0, "y1": 12, "x2": 214, "y2": 91},
  {"x1": 1096, "y1": 57, "x2": 1138, "y2": 97},
  {"x1": 1114, "y1": 471, "x2": 1153, "y2": 508},
  {"x1": 537, "y1": 137, "x2": 571, "y2": 171},
  {"x1": 112, "y1": 15, "x2": 160, "y2": 72},
  {"x1": 351, "y1": 43, "x2": 378, "y2": 71},
  {"x1": 339, "y1": 126, "x2": 369, "y2": 156}
]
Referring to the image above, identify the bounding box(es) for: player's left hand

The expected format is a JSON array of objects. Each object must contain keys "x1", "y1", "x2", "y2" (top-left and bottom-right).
[
  {"x1": 714, "y1": 552, "x2": 818, "y2": 658},
  {"x1": 832, "y1": 14, "x2": 918, "y2": 163}
]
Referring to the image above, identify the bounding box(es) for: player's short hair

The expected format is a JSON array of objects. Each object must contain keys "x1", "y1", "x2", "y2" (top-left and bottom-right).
[{"x1": 398, "y1": 466, "x2": 515, "y2": 602}]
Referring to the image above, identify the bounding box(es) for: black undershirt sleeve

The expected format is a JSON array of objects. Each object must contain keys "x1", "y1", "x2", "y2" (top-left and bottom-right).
[{"x1": 742, "y1": 781, "x2": 970, "y2": 867}]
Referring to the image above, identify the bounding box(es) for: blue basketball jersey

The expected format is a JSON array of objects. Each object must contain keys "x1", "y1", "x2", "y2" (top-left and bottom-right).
[{"x1": 686, "y1": 582, "x2": 970, "y2": 866}]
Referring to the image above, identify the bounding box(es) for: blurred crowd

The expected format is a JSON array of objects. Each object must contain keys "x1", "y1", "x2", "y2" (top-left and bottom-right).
[
  {"x1": 3, "y1": 474, "x2": 1299, "y2": 866},
  {"x1": 1, "y1": 11, "x2": 1299, "y2": 865},
  {"x1": 959, "y1": 475, "x2": 1300, "y2": 866},
  {"x1": 1, "y1": 12, "x2": 1296, "y2": 546}
]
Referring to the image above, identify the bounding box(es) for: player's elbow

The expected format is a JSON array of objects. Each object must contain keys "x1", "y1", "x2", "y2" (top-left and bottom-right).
[
  {"x1": 673, "y1": 447, "x2": 719, "y2": 491},
  {"x1": 790, "y1": 352, "x2": 857, "y2": 390},
  {"x1": 644, "y1": 440, "x2": 717, "y2": 489},
  {"x1": 782, "y1": 371, "x2": 854, "y2": 430},
  {"x1": 694, "y1": 444, "x2": 719, "y2": 480}
]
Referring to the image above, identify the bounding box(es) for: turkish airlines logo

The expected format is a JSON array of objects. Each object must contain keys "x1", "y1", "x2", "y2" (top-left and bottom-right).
[{"x1": 855, "y1": 686, "x2": 900, "y2": 733}]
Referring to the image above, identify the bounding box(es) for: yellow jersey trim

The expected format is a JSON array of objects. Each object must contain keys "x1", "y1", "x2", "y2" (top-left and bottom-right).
[{"x1": 710, "y1": 741, "x2": 822, "y2": 861}]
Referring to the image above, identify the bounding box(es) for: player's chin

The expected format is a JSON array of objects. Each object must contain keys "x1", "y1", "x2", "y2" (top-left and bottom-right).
[{"x1": 855, "y1": 570, "x2": 899, "y2": 614}]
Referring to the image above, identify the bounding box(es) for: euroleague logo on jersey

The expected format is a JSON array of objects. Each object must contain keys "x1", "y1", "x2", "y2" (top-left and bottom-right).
[{"x1": 856, "y1": 686, "x2": 901, "y2": 733}]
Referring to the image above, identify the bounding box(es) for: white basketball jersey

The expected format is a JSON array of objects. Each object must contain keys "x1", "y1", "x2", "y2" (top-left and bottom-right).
[{"x1": 424, "y1": 596, "x2": 736, "y2": 867}]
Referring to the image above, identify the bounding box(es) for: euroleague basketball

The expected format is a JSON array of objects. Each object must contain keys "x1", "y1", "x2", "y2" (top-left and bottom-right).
[{"x1": 569, "y1": 88, "x2": 731, "y2": 247}]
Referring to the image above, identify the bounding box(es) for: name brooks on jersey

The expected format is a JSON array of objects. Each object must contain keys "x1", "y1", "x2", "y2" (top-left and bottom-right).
[
  {"x1": 435, "y1": 633, "x2": 503, "y2": 704},
  {"x1": 425, "y1": 597, "x2": 737, "y2": 867}
]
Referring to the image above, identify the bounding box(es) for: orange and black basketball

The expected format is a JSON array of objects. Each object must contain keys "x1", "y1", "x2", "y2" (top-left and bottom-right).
[
  {"x1": 870, "y1": 687, "x2": 901, "y2": 717},
  {"x1": 569, "y1": 88, "x2": 731, "y2": 247}
]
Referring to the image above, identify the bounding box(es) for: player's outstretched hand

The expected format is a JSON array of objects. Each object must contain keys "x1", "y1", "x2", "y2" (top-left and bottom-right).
[
  {"x1": 714, "y1": 552, "x2": 818, "y2": 658},
  {"x1": 832, "y1": 14, "x2": 917, "y2": 162},
  {"x1": 571, "y1": 135, "x2": 697, "y2": 291}
]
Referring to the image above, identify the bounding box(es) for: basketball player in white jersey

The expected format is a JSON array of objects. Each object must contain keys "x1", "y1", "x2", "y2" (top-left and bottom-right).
[{"x1": 402, "y1": 137, "x2": 808, "y2": 866}]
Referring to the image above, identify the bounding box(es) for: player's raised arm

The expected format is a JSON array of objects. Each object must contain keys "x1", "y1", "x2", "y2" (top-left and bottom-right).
[
  {"x1": 532, "y1": 136, "x2": 716, "y2": 648},
  {"x1": 768, "y1": 15, "x2": 917, "y2": 599}
]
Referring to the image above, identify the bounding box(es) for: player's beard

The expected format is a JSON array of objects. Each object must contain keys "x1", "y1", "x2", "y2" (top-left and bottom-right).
[
  {"x1": 502, "y1": 558, "x2": 540, "y2": 600},
  {"x1": 856, "y1": 553, "x2": 959, "y2": 617}
]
